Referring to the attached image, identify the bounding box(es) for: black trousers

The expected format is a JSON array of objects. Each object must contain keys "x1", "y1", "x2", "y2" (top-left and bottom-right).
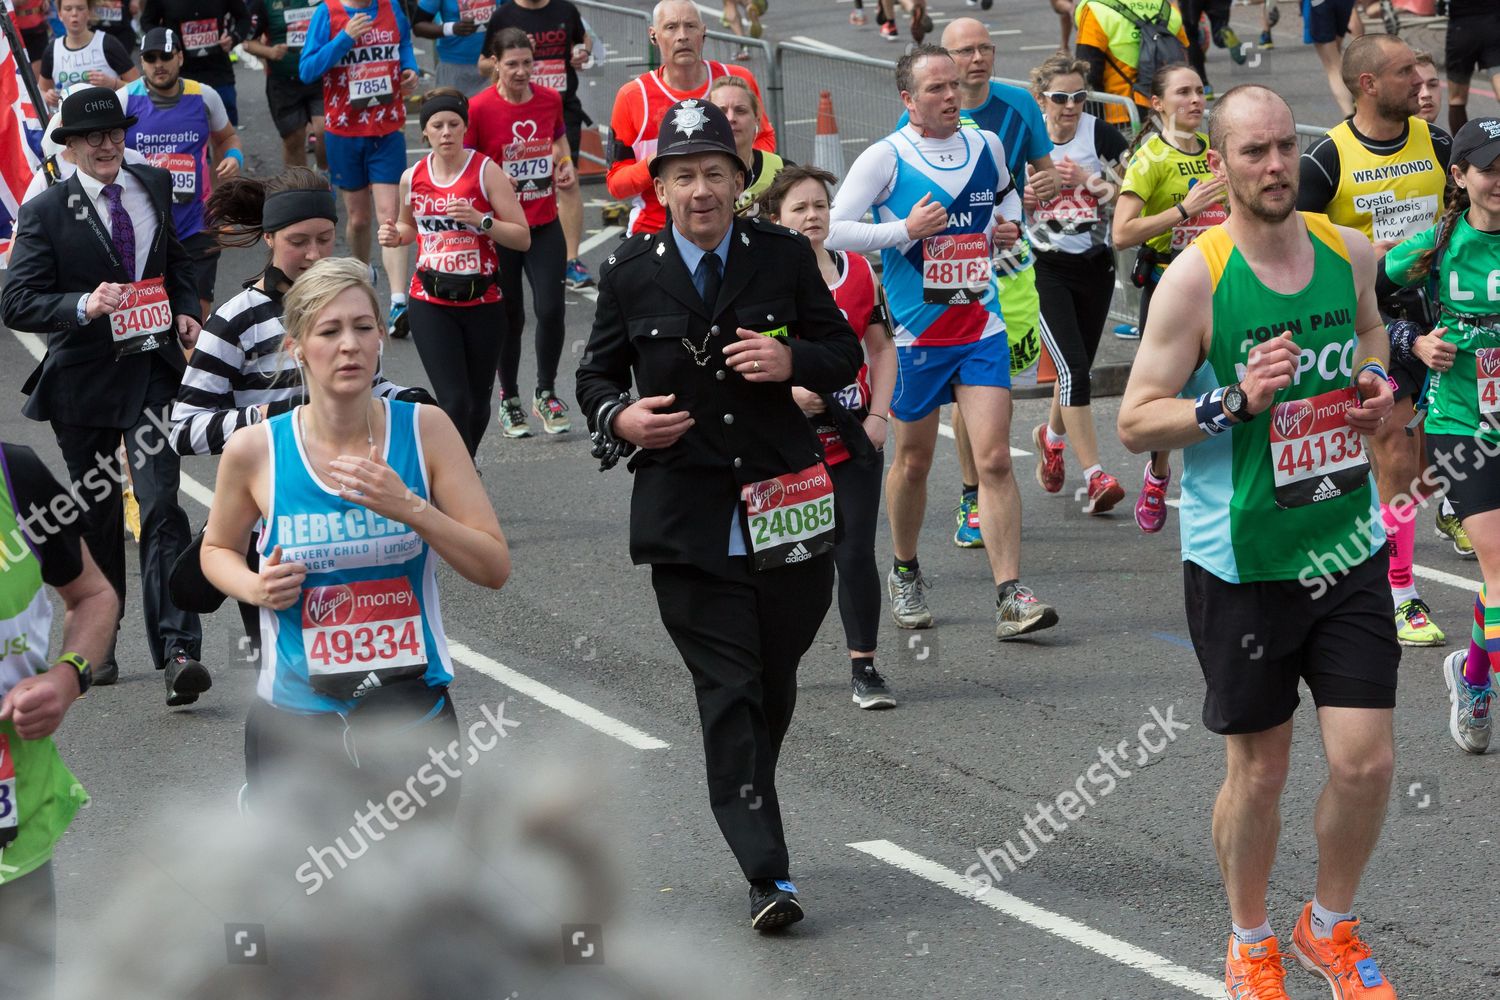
[
  {"x1": 1180, "y1": 0, "x2": 1234, "y2": 84},
  {"x1": 0, "y1": 861, "x2": 54, "y2": 1000},
  {"x1": 1036, "y1": 249, "x2": 1116, "y2": 408},
  {"x1": 496, "y1": 218, "x2": 567, "y2": 399},
  {"x1": 51, "y1": 357, "x2": 199, "y2": 668},
  {"x1": 829, "y1": 450, "x2": 884, "y2": 653},
  {"x1": 651, "y1": 555, "x2": 835, "y2": 881},
  {"x1": 408, "y1": 298, "x2": 505, "y2": 456}
]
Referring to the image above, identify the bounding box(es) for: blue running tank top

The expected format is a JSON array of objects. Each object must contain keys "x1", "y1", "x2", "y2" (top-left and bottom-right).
[{"x1": 257, "y1": 399, "x2": 452, "y2": 713}]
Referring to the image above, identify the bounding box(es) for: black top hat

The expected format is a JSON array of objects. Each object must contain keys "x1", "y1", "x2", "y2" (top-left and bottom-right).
[
  {"x1": 140, "y1": 27, "x2": 181, "y2": 55},
  {"x1": 50, "y1": 87, "x2": 138, "y2": 143},
  {"x1": 1453, "y1": 117, "x2": 1500, "y2": 171},
  {"x1": 648, "y1": 99, "x2": 744, "y2": 178}
]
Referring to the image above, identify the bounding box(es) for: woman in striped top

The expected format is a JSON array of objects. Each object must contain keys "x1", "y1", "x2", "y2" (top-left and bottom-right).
[{"x1": 169, "y1": 167, "x2": 430, "y2": 459}]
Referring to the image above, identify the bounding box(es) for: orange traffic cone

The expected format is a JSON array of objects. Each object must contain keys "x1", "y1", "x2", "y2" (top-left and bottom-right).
[{"x1": 812, "y1": 91, "x2": 845, "y2": 178}]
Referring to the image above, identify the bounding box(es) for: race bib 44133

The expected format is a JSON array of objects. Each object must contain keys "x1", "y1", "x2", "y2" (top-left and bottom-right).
[{"x1": 1269, "y1": 386, "x2": 1369, "y2": 508}]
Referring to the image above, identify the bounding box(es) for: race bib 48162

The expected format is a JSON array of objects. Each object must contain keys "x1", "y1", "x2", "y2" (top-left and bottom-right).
[{"x1": 922, "y1": 232, "x2": 989, "y2": 306}]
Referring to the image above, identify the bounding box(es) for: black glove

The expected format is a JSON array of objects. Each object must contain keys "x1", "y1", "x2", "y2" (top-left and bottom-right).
[{"x1": 590, "y1": 393, "x2": 637, "y2": 471}]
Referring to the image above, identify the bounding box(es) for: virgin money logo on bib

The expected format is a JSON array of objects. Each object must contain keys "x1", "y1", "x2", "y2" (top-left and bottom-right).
[
  {"x1": 1480, "y1": 351, "x2": 1500, "y2": 379},
  {"x1": 748, "y1": 479, "x2": 785, "y2": 512},
  {"x1": 926, "y1": 235, "x2": 958, "y2": 260},
  {"x1": 305, "y1": 585, "x2": 355, "y2": 627},
  {"x1": 1272, "y1": 399, "x2": 1315, "y2": 439}
]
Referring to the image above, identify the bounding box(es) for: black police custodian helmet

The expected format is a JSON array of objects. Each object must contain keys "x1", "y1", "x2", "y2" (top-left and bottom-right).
[{"x1": 648, "y1": 98, "x2": 746, "y2": 179}]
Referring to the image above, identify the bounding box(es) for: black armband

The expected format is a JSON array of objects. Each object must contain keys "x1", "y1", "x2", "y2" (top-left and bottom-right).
[{"x1": 590, "y1": 392, "x2": 637, "y2": 471}]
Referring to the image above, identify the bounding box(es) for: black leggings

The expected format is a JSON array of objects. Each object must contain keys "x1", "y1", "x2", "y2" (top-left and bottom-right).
[
  {"x1": 408, "y1": 298, "x2": 506, "y2": 456},
  {"x1": 1180, "y1": 0, "x2": 1233, "y2": 83},
  {"x1": 1036, "y1": 249, "x2": 1116, "y2": 407},
  {"x1": 830, "y1": 449, "x2": 884, "y2": 653},
  {"x1": 496, "y1": 217, "x2": 567, "y2": 399}
]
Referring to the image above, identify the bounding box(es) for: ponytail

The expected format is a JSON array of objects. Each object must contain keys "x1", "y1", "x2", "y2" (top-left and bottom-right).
[
  {"x1": 208, "y1": 166, "x2": 329, "y2": 250},
  {"x1": 1409, "y1": 170, "x2": 1469, "y2": 284},
  {"x1": 1126, "y1": 62, "x2": 1199, "y2": 159}
]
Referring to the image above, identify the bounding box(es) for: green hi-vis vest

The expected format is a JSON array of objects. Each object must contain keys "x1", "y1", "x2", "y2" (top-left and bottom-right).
[
  {"x1": 1178, "y1": 213, "x2": 1383, "y2": 583},
  {"x1": 0, "y1": 458, "x2": 86, "y2": 885}
]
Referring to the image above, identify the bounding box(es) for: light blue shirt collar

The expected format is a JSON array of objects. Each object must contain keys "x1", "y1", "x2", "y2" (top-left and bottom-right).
[{"x1": 671, "y1": 224, "x2": 732, "y2": 285}]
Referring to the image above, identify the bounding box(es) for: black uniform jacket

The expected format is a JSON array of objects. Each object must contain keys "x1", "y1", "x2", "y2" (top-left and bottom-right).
[
  {"x1": 1, "y1": 164, "x2": 197, "y2": 429},
  {"x1": 576, "y1": 214, "x2": 862, "y2": 575}
]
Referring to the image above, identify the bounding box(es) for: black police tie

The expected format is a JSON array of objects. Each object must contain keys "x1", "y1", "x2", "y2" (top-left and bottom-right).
[{"x1": 695, "y1": 252, "x2": 722, "y2": 312}]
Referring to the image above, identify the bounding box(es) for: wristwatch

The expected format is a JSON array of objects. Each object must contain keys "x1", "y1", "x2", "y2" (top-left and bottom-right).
[
  {"x1": 1222, "y1": 383, "x2": 1253, "y2": 423},
  {"x1": 480, "y1": 214, "x2": 494, "y2": 232},
  {"x1": 51, "y1": 651, "x2": 92, "y2": 696}
]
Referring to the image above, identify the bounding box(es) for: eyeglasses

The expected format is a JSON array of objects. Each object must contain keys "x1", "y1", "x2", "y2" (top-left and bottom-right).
[
  {"x1": 84, "y1": 128, "x2": 126, "y2": 147},
  {"x1": 142, "y1": 51, "x2": 174, "y2": 63},
  {"x1": 1043, "y1": 90, "x2": 1089, "y2": 106},
  {"x1": 948, "y1": 43, "x2": 996, "y2": 58}
]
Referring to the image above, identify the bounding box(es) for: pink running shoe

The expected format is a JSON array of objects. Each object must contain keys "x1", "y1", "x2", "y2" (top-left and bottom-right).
[
  {"x1": 1135, "y1": 463, "x2": 1170, "y2": 533},
  {"x1": 1032, "y1": 423, "x2": 1065, "y2": 493}
]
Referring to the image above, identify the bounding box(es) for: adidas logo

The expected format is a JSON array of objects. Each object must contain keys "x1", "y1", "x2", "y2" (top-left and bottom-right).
[
  {"x1": 1311, "y1": 476, "x2": 1341, "y2": 502},
  {"x1": 784, "y1": 542, "x2": 811, "y2": 563},
  {"x1": 350, "y1": 670, "x2": 384, "y2": 699},
  {"x1": 950, "y1": 290, "x2": 970, "y2": 305}
]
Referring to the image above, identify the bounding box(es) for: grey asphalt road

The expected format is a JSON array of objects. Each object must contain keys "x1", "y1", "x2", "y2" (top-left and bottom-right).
[{"x1": 3, "y1": 8, "x2": 1498, "y2": 998}]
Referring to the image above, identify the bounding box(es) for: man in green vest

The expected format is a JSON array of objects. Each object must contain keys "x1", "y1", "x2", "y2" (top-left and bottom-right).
[
  {"x1": 245, "y1": 0, "x2": 329, "y2": 169},
  {"x1": 1119, "y1": 84, "x2": 1400, "y2": 1000},
  {"x1": 0, "y1": 443, "x2": 117, "y2": 1000}
]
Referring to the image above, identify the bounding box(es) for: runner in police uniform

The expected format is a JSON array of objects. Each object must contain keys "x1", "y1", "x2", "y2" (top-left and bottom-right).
[
  {"x1": 829, "y1": 44, "x2": 1059, "y2": 641},
  {"x1": 1299, "y1": 33, "x2": 1453, "y2": 650},
  {"x1": 1120, "y1": 84, "x2": 1400, "y2": 1000},
  {"x1": 0, "y1": 445, "x2": 115, "y2": 1000},
  {"x1": 576, "y1": 99, "x2": 860, "y2": 931}
]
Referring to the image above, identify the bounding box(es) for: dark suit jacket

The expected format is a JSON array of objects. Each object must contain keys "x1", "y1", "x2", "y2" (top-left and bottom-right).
[
  {"x1": 1, "y1": 163, "x2": 197, "y2": 428},
  {"x1": 576, "y1": 214, "x2": 862, "y2": 575}
]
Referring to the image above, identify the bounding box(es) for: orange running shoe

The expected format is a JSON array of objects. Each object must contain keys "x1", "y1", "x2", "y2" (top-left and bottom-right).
[
  {"x1": 1224, "y1": 934, "x2": 1291, "y2": 1000},
  {"x1": 1290, "y1": 903, "x2": 1397, "y2": 999}
]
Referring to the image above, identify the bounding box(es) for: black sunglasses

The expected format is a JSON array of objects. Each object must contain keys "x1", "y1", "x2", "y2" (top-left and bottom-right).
[
  {"x1": 142, "y1": 50, "x2": 175, "y2": 63},
  {"x1": 1043, "y1": 90, "x2": 1088, "y2": 106}
]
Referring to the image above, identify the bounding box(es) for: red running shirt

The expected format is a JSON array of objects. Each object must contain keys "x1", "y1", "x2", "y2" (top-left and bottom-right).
[
  {"x1": 322, "y1": 0, "x2": 405, "y2": 138},
  {"x1": 407, "y1": 151, "x2": 501, "y2": 306},
  {"x1": 465, "y1": 84, "x2": 566, "y2": 229},
  {"x1": 816, "y1": 251, "x2": 878, "y2": 466}
]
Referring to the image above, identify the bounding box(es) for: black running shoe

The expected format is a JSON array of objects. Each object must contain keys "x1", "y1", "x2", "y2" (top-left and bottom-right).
[
  {"x1": 164, "y1": 651, "x2": 212, "y2": 707},
  {"x1": 748, "y1": 878, "x2": 804, "y2": 931},
  {"x1": 852, "y1": 665, "x2": 897, "y2": 710}
]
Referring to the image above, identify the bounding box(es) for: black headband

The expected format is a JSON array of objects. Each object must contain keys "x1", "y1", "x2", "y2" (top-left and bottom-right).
[
  {"x1": 419, "y1": 95, "x2": 469, "y2": 129},
  {"x1": 262, "y1": 189, "x2": 337, "y2": 232}
]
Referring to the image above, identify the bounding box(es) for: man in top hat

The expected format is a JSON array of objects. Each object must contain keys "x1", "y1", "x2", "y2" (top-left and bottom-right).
[
  {"x1": 576, "y1": 98, "x2": 861, "y2": 931},
  {"x1": 1, "y1": 86, "x2": 211, "y2": 709}
]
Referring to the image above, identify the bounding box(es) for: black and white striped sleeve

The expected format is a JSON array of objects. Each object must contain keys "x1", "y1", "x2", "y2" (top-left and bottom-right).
[{"x1": 171, "y1": 290, "x2": 289, "y2": 456}]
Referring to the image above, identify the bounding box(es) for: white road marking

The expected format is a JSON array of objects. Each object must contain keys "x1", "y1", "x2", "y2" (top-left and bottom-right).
[
  {"x1": 848, "y1": 839, "x2": 1223, "y2": 998},
  {"x1": 789, "y1": 34, "x2": 867, "y2": 58},
  {"x1": 448, "y1": 642, "x2": 670, "y2": 750},
  {"x1": 578, "y1": 225, "x2": 624, "y2": 255},
  {"x1": 1019, "y1": 43, "x2": 1065, "y2": 51}
]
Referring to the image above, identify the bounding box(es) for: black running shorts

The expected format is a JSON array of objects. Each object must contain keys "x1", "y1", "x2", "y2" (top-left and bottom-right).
[{"x1": 1184, "y1": 553, "x2": 1400, "y2": 735}]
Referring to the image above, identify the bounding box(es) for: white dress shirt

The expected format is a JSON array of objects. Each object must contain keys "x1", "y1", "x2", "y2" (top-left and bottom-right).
[{"x1": 76, "y1": 164, "x2": 157, "y2": 282}]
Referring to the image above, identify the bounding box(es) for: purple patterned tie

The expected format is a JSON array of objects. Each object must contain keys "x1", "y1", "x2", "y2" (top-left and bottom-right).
[{"x1": 102, "y1": 183, "x2": 135, "y2": 280}]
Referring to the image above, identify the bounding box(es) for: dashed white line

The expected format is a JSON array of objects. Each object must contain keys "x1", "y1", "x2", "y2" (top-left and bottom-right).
[
  {"x1": 577, "y1": 224, "x2": 624, "y2": 255},
  {"x1": 848, "y1": 839, "x2": 1223, "y2": 998},
  {"x1": 448, "y1": 642, "x2": 670, "y2": 750}
]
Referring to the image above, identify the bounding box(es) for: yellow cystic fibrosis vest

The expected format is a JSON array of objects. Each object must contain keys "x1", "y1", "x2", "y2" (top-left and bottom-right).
[{"x1": 1325, "y1": 118, "x2": 1445, "y2": 244}]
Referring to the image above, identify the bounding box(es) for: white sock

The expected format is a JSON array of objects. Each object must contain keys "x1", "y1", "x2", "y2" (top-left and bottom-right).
[
  {"x1": 1391, "y1": 585, "x2": 1419, "y2": 609},
  {"x1": 1232, "y1": 920, "x2": 1273, "y2": 946},
  {"x1": 1083, "y1": 464, "x2": 1102, "y2": 482},
  {"x1": 1310, "y1": 898, "x2": 1353, "y2": 940},
  {"x1": 1045, "y1": 426, "x2": 1066, "y2": 448},
  {"x1": 1442, "y1": 496, "x2": 1456, "y2": 517}
]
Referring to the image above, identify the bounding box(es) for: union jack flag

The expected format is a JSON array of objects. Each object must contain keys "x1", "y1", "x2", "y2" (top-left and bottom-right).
[{"x1": 0, "y1": 4, "x2": 45, "y2": 261}]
